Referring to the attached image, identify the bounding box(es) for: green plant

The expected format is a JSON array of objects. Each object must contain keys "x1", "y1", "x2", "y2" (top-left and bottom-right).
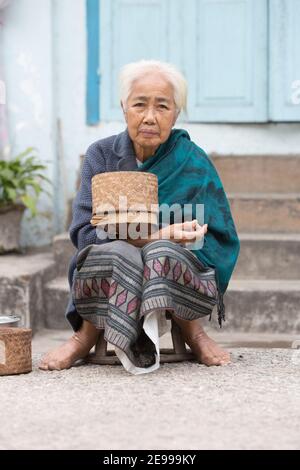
[{"x1": 0, "y1": 147, "x2": 51, "y2": 217}]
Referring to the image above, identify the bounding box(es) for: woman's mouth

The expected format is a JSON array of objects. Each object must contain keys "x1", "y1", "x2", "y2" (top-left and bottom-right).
[{"x1": 139, "y1": 130, "x2": 159, "y2": 136}]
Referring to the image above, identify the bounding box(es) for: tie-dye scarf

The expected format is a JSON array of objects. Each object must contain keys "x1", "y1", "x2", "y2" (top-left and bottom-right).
[{"x1": 135, "y1": 128, "x2": 240, "y2": 324}]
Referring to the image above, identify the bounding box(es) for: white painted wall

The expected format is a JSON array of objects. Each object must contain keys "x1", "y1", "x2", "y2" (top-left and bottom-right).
[
  {"x1": 52, "y1": 0, "x2": 124, "y2": 198},
  {"x1": 2, "y1": 0, "x2": 55, "y2": 246},
  {"x1": 2, "y1": 0, "x2": 300, "y2": 247}
]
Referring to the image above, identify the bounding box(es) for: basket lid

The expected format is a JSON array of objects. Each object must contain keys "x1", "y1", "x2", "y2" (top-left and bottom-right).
[{"x1": 91, "y1": 171, "x2": 158, "y2": 216}]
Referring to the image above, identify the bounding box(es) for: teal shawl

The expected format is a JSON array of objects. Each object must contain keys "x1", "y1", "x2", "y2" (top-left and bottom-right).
[{"x1": 136, "y1": 128, "x2": 240, "y2": 301}]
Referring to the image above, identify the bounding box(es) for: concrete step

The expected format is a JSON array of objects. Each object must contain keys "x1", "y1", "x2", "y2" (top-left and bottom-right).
[
  {"x1": 228, "y1": 193, "x2": 300, "y2": 233},
  {"x1": 44, "y1": 276, "x2": 70, "y2": 329},
  {"x1": 53, "y1": 233, "x2": 76, "y2": 277},
  {"x1": 210, "y1": 280, "x2": 300, "y2": 333},
  {"x1": 211, "y1": 154, "x2": 300, "y2": 193},
  {"x1": 233, "y1": 233, "x2": 300, "y2": 280},
  {"x1": 44, "y1": 276, "x2": 300, "y2": 333},
  {"x1": 0, "y1": 251, "x2": 56, "y2": 333}
]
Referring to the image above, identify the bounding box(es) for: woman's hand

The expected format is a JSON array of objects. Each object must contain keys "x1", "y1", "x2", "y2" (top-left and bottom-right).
[
  {"x1": 153, "y1": 219, "x2": 208, "y2": 245},
  {"x1": 126, "y1": 220, "x2": 207, "y2": 248}
]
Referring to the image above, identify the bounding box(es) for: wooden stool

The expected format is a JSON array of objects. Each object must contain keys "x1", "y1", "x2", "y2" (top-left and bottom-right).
[{"x1": 86, "y1": 312, "x2": 195, "y2": 365}]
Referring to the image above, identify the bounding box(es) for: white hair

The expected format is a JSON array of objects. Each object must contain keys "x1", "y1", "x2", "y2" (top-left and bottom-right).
[{"x1": 119, "y1": 59, "x2": 187, "y2": 114}]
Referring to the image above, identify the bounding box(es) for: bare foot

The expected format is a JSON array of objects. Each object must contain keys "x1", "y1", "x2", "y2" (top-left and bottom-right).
[
  {"x1": 39, "y1": 320, "x2": 99, "y2": 371},
  {"x1": 173, "y1": 316, "x2": 231, "y2": 366}
]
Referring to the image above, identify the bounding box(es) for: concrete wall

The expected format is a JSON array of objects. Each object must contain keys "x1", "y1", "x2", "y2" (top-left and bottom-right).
[
  {"x1": 2, "y1": 0, "x2": 56, "y2": 246},
  {"x1": 1, "y1": 0, "x2": 300, "y2": 247}
]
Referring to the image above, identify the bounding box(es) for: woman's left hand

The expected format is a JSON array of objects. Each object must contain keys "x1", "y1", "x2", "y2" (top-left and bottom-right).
[{"x1": 171, "y1": 220, "x2": 207, "y2": 246}]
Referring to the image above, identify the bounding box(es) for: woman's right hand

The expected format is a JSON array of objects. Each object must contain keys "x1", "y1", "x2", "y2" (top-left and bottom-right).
[{"x1": 153, "y1": 219, "x2": 208, "y2": 245}]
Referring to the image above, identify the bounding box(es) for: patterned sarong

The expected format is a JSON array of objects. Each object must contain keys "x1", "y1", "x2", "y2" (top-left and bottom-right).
[{"x1": 72, "y1": 239, "x2": 218, "y2": 373}]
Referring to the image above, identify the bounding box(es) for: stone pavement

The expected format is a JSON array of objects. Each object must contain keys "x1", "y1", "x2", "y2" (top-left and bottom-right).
[{"x1": 0, "y1": 328, "x2": 299, "y2": 450}]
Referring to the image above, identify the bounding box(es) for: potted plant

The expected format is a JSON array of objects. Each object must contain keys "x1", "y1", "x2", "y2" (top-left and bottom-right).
[{"x1": 0, "y1": 147, "x2": 51, "y2": 253}]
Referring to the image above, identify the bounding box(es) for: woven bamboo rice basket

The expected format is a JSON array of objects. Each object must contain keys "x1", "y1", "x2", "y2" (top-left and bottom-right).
[
  {"x1": 0, "y1": 328, "x2": 32, "y2": 376},
  {"x1": 90, "y1": 171, "x2": 159, "y2": 227}
]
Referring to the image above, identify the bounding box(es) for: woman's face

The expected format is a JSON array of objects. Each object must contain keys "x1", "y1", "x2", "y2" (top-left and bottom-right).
[{"x1": 122, "y1": 73, "x2": 178, "y2": 158}]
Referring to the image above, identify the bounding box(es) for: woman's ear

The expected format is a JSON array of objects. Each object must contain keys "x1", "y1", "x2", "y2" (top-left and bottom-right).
[
  {"x1": 121, "y1": 100, "x2": 128, "y2": 122},
  {"x1": 172, "y1": 110, "x2": 180, "y2": 126}
]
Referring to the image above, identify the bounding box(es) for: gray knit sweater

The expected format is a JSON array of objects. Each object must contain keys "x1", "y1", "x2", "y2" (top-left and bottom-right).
[{"x1": 66, "y1": 128, "x2": 140, "y2": 330}]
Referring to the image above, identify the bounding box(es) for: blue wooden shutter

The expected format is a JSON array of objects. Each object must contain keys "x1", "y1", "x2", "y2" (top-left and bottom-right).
[
  {"x1": 99, "y1": 0, "x2": 268, "y2": 122},
  {"x1": 100, "y1": 0, "x2": 179, "y2": 121},
  {"x1": 86, "y1": 0, "x2": 100, "y2": 125},
  {"x1": 269, "y1": 0, "x2": 300, "y2": 121},
  {"x1": 184, "y1": 0, "x2": 268, "y2": 122}
]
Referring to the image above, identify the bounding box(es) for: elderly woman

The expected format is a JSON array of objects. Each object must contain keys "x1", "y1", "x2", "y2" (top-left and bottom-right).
[{"x1": 39, "y1": 60, "x2": 240, "y2": 374}]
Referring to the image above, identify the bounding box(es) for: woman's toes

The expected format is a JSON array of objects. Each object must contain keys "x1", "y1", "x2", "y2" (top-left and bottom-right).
[
  {"x1": 39, "y1": 355, "x2": 51, "y2": 370},
  {"x1": 221, "y1": 353, "x2": 231, "y2": 363},
  {"x1": 220, "y1": 361, "x2": 230, "y2": 366},
  {"x1": 212, "y1": 356, "x2": 223, "y2": 366},
  {"x1": 201, "y1": 354, "x2": 219, "y2": 366},
  {"x1": 47, "y1": 360, "x2": 62, "y2": 371},
  {"x1": 200, "y1": 352, "x2": 231, "y2": 366},
  {"x1": 38, "y1": 362, "x2": 49, "y2": 371},
  {"x1": 219, "y1": 355, "x2": 231, "y2": 365},
  {"x1": 210, "y1": 356, "x2": 227, "y2": 366}
]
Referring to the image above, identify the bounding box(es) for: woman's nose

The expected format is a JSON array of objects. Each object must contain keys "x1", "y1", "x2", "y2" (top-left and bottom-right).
[{"x1": 143, "y1": 107, "x2": 156, "y2": 122}]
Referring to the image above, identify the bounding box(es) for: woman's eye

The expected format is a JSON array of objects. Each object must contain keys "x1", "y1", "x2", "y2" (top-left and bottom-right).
[
  {"x1": 159, "y1": 105, "x2": 168, "y2": 109},
  {"x1": 134, "y1": 103, "x2": 144, "y2": 107}
]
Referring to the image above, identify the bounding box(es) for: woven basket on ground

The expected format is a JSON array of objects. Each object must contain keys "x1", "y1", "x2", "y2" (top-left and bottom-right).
[
  {"x1": 90, "y1": 171, "x2": 159, "y2": 228},
  {"x1": 0, "y1": 328, "x2": 32, "y2": 376}
]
